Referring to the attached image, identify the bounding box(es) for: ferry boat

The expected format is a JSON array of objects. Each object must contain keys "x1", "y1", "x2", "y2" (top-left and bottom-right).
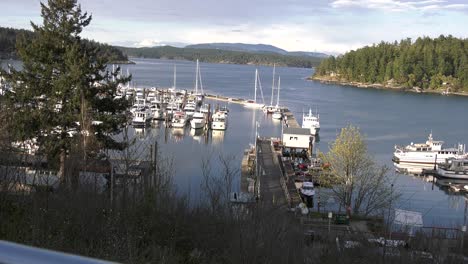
[
  {"x1": 190, "y1": 112, "x2": 206, "y2": 129},
  {"x1": 393, "y1": 133, "x2": 466, "y2": 167},
  {"x1": 302, "y1": 109, "x2": 320, "y2": 135},
  {"x1": 211, "y1": 111, "x2": 227, "y2": 130},
  {"x1": 436, "y1": 158, "x2": 468, "y2": 179}
]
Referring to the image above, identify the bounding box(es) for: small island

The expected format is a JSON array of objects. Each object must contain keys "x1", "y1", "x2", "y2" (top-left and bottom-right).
[{"x1": 311, "y1": 35, "x2": 468, "y2": 96}]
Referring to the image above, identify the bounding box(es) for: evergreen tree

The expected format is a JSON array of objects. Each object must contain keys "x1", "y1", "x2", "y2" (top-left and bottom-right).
[
  {"x1": 314, "y1": 35, "x2": 468, "y2": 92},
  {"x1": 0, "y1": 0, "x2": 130, "y2": 181}
]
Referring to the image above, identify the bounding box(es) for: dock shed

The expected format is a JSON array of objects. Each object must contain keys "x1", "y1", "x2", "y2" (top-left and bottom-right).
[{"x1": 282, "y1": 127, "x2": 312, "y2": 150}]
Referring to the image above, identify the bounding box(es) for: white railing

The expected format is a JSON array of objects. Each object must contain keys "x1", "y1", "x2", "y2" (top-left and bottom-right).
[{"x1": 0, "y1": 240, "x2": 114, "y2": 264}]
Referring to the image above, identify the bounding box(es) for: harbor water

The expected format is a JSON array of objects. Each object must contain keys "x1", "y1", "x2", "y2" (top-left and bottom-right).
[{"x1": 2, "y1": 58, "x2": 468, "y2": 227}]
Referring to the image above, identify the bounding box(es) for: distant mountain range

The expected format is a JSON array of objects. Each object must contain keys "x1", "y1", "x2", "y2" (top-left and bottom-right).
[{"x1": 185, "y1": 43, "x2": 329, "y2": 58}]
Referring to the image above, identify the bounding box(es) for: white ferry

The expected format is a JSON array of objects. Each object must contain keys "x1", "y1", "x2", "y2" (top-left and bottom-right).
[{"x1": 393, "y1": 133, "x2": 466, "y2": 168}]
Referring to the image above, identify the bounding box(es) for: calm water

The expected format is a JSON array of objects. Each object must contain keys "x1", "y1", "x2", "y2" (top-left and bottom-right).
[{"x1": 2, "y1": 58, "x2": 468, "y2": 227}]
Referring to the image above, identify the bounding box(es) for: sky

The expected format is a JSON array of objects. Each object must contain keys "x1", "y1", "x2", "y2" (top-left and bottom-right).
[{"x1": 0, "y1": 0, "x2": 467, "y2": 54}]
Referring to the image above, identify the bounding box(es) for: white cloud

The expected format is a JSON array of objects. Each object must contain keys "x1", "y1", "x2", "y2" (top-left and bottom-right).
[{"x1": 330, "y1": 0, "x2": 468, "y2": 12}]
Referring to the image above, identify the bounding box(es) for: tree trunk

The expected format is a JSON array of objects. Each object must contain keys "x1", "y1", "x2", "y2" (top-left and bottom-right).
[{"x1": 58, "y1": 149, "x2": 66, "y2": 184}]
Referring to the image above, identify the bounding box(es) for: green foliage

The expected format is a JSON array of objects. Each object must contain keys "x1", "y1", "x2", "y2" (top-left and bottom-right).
[
  {"x1": 322, "y1": 125, "x2": 398, "y2": 216},
  {"x1": 0, "y1": 0, "x2": 130, "y2": 172},
  {"x1": 117, "y1": 45, "x2": 324, "y2": 68},
  {"x1": 0, "y1": 26, "x2": 128, "y2": 63},
  {"x1": 315, "y1": 35, "x2": 468, "y2": 92}
]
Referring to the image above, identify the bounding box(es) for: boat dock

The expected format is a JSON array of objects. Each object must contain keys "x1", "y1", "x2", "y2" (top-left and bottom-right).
[
  {"x1": 283, "y1": 109, "x2": 300, "y2": 128},
  {"x1": 256, "y1": 138, "x2": 287, "y2": 207}
]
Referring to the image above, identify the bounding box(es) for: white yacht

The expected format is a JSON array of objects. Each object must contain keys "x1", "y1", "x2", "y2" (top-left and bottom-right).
[
  {"x1": 393, "y1": 133, "x2": 466, "y2": 167},
  {"x1": 436, "y1": 158, "x2": 468, "y2": 179},
  {"x1": 165, "y1": 102, "x2": 180, "y2": 119},
  {"x1": 211, "y1": 111, "x2": 228, "y2": 130},
  {"x1": 302, "y1": 109, "x2": 320, "y2": 135},
  {"x1": 183, "y1": 102, "x2": 197, "y2": 117},
  {"x1": 132, "y1": 106, "x2": 152, "y2": 127},
  {"x1": 171, "y1": 111, "x2": 188, "y2": 128},
  {"x1": 150, "y1": 104, "x2": 164, "y2": 120},
  {"x1": 219, "y1": 106, "x2": 229, "y2": 116},
  {"x1": 190, "y1": 112, "x2": 206, "y2": 129},
  {"x1": 200, "y1": 104, "x2": 209, "y2": 114}
]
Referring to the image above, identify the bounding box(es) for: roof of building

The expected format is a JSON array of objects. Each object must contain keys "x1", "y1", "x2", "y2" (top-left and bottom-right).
[{"x1": 283, "y1": 127, "x2": 311, "y2": 136}]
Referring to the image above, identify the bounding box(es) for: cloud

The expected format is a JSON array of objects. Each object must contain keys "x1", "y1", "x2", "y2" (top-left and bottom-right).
[{"x1": 330, "y1": 0, "x2": 468, "y2": 12}]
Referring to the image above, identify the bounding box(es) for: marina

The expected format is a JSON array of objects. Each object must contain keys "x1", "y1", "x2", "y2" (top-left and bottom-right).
[{"x1": 2, "y1": 57, "x2": 468, "y2": 228}]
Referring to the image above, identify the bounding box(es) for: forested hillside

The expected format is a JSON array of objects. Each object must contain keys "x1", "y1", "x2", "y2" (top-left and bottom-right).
[
  {"x1": 314, "y1": 35, "x2": 468, "y2": 92},
  {"x1": 117, "y1": 45, "x2": 323, "y2": 68},
  {"x1": 0, "y1": 27, "x2": 129, "y2": 63}
]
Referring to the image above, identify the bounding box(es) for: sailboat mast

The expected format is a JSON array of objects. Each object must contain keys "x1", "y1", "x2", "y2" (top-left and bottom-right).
[
  {"x1": 173, "y1": 64, "x2": 177, "y2": 89},
  {"x1": 195, "y1": 59, "x2": 199, "y2": 94},
  {"x1": 270, "y1": 64, "x2": 276, "y2": 106},
  {"x1": 254, "y1": 69, "x2": 258, "y2": 104},
  {"x1": 276, "y1": 76, "x2": 280, "y2": 107}
]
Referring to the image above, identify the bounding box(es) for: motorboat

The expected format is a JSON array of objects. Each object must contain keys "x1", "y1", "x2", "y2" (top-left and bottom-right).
[
  {"x1": 300, "y1": 181, "x2": 315, "y2": 208},
  {"x1": 183, "y1": 102, "x2": 197, "y2": 117},
  {"x1": 393, "y1": 133, "x2": 466, "y2": 168},
  {"x1": 302, "y1": 108, "x2": 320, "y2": 135},
  {"x1": 219, "y1": 106, "x2": 229, "y2": 116},
  {"x1": 171, "y1": 111, "x2": 188, "y2": 128},
  {"x1": 200, "y1": 104, "x2": 210, "y2": 114},
  {"x1": 436, "y1": 158, "x2": 468, "y2": 179},
  {"x1": 132, "y1": 106, "x2": 152, "y2": 127},
  {"x1": 190, "y1": 111, "x2": 206, "y2": 129},
  {"x1": 211, "y1": 111, "x2": 228, "y2": 130}
]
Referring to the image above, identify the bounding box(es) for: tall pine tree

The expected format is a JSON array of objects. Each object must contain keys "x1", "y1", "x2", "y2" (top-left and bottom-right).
[{"x1": 0, "y1": 0, "x2": 130, "y2": 181}]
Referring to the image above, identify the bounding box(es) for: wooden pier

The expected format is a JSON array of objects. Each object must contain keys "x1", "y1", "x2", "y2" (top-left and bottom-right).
[{"x1": 256, "y1": 138, "x2": 288, "y2": 207}]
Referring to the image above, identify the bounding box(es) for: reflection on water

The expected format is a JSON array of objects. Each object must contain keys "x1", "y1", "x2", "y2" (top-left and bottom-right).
[
  {"x1": 170, "y1": 127, "x2": 185, "y2": 142},
  {"x1": 396, "y1": 163, "x2": 468, "y2": 199},
  {"x1": 134, "y1": 127, "x2": 147, "y2": 139},
  {"x1": 212, "y1": 130, "x2": 225, "y2": 145},
  {"x1": 190, "y1": 128, "x2": 207, "y2": 144}
]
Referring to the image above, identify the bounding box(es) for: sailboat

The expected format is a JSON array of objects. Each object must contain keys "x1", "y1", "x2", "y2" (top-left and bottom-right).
[
  {"x1": 271, "y1": 76, "x2": 283, "y2": 119},
  {"x1": 244, "y1": 69, "x2": 265, "y2": 109},
  {"x1": 263, "y1": 64, "x2": 276, "y2": 113},
  {"x1": 193, "y1": 59, "x2": 204, "y2": 106}
]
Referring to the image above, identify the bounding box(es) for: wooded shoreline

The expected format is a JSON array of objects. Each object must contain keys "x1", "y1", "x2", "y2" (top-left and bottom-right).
[{"x1": 310, "y1": 75, "x2": 468, "y2": 97}]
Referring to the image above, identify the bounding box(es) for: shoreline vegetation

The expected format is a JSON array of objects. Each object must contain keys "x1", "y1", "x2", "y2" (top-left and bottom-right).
[
  {"x1": 313, "y1": 35, "x2": 468, "y2": 97},
  {"x1": 117, "y1": 46, "x2": 323, "y2": 68},
  {"x1": 0, "y1": 26, "x2": 132, "y2": 64},
  {"x1": 309, "y1": 75, "x2": 468, "y2": 97}
]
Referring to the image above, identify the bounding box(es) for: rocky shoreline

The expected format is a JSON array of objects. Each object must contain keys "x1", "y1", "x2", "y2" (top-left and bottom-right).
[{"x1": 309, "y1": 75, "x2": 468, "y2": 97}]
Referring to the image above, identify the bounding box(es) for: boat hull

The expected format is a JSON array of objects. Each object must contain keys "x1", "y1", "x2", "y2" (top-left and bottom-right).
[
  {"x1": 211, "y1": 121, "x2": 227, "y2": 130},
  {"x1": 190, "y1": 120, "x2": 205, "y2": 129},
  {"x1": 436, "y1": 168, "x2": 468, "y2": 179}
]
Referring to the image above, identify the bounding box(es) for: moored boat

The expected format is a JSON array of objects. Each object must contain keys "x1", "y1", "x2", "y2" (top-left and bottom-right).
[
  {"x1": 393, "y1": 133, "x2": 466, "y2": 168},
  {"x1": 436, "y1": 158, "x2": 468, "y2": 180},
  {"x1": 302, "y1": 108, "x2": 320, "y2": 135},
  {"x1": 171, "y1": 111, "x2": 188, "y2": 128},
  {"x1": 132, "y1": 106, "x2": 152, "y2": 127},
  {"x1": 211, "y1": 111, "x2": 228, "y2": 130},
  {"x1": 190, "y1": 111, "x2": 206, "y2": 129}
]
